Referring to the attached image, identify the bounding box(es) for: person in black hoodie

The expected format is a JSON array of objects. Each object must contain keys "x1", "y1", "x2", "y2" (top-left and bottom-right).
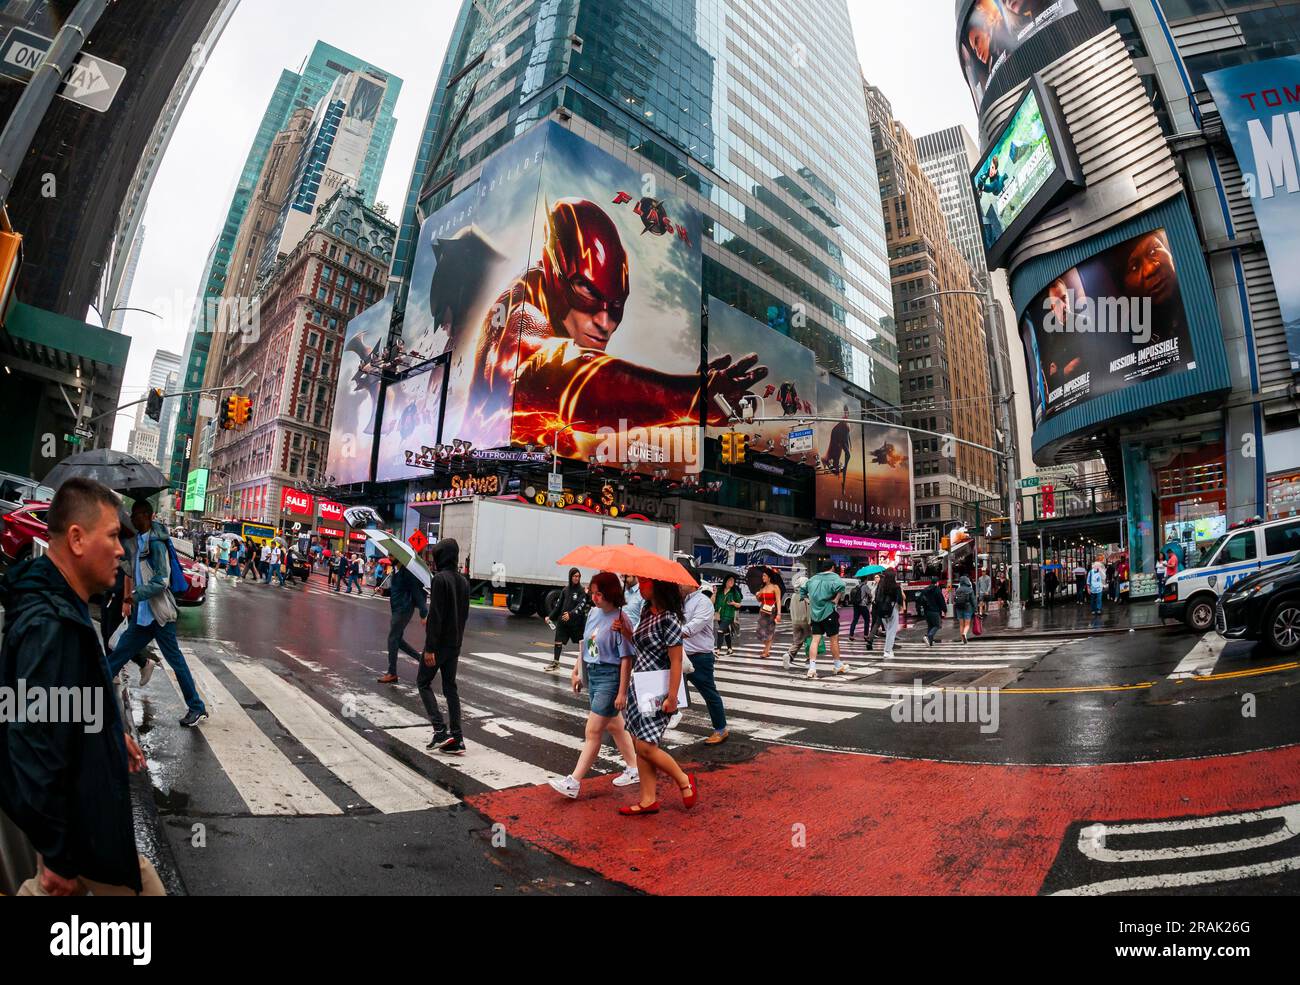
[
  {"x1": 378, "y1": 562, "x2": 429, "y2": 684},
  {"x1": 545, "y1": 567, "x2": 589, "y2": 671},
  {"x1": 0, "y1": 477, "x2": 159, "y2": 895},
  {"x1": 422, "y1": 538, "x2": 470, "y2": 754}
]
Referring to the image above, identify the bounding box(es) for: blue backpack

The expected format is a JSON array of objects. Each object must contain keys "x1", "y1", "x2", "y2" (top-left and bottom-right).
[{"x1": 164, "y1": 537, "x2": 189, "y2": 593}]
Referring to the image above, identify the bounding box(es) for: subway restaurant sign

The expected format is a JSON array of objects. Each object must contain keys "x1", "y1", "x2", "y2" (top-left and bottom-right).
[{"x1": 410, "y1": 474, "x2": 500, "y2": 505}]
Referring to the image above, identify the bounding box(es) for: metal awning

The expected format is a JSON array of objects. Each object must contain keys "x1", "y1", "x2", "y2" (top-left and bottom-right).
[{"x1": 2, "y1": 300, "x2": 130, "y2": 376}]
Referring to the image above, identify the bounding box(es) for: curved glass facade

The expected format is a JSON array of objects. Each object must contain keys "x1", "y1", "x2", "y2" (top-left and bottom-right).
[{"x1": 400, "y1": 0, "x2": 896, "y2": 405}]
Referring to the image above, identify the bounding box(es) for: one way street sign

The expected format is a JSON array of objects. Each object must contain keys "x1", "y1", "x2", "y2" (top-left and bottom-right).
[{"x1": 0, "y1": 28, "x2": 126, "y2": 113}]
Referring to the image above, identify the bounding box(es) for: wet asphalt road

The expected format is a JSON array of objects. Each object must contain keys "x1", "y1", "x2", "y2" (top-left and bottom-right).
[{"x1": 125, "y1": 553, "x2": 1299, "y2": 895}]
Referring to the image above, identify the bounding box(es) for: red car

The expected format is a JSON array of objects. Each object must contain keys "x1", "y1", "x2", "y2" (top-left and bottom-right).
[{"x1": 1, "y1": 501, "x2": 206, "y2": 606}]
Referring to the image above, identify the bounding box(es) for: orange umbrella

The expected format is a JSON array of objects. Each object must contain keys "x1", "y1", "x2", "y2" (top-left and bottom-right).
[{"x1": 557, "y1": 544, "x2": 698, "y2": 587}]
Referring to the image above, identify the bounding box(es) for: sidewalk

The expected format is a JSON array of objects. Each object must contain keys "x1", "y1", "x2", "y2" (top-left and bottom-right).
[{"x1": 962, "y1": 598, "x2": 1168, "y2": 638}]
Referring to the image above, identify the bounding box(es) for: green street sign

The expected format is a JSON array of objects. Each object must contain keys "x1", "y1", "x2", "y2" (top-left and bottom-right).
[
  {"x1": 64, "y1": 433, "x2": 84, "y2": 446},
  {"x1": 1017, "y1": 477, "x2": 1041, "y2": 488}
]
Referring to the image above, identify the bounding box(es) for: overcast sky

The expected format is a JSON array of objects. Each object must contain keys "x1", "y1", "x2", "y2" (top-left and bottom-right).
[{"x1": 110, "y1": 0, "x2": 980, "y2": 449}]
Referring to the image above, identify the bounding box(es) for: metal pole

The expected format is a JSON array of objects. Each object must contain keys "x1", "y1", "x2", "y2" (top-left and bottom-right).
[
  {"x1": 983, "y1": 289, "x2": 1023, "y2": 628},
  {"x1": 0, "y1": 0, "x2": 111, "y2": 207}
]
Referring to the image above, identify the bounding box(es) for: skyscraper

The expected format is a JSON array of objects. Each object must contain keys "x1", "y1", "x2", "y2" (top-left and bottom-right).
[
  {"x1": 915, "y1": 124, "x2": 1031, "y2": 488},
  {"x1": 867, "y1": 82, "x2": 997, "y2": 533},
  {"x1": 386, "y1": 0, "x2": 897, "y2": 552},
  {"x1": 169, "y1": 41, "x2": 402, "y2": 489}
]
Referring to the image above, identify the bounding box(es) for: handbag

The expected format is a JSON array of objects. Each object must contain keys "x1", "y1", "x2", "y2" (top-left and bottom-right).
[
  {"x1": 972, "y1": 613, "x2": 983, "y2": 636},
  {"x1": 139, "y1": 554, "x2": 178, "y2": 625}
]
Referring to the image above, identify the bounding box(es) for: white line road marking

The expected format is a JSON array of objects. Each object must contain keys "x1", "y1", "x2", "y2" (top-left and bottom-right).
[
  {"x1": 1168, "y1": 635, "x2": 1228, "y2": 680},
  {"x1": 385, "y1": 725, "x2": 554, "y2": 789},
  {"x1": 473, "y1": 650, "x2": 863, "y2": 722},
  {"x1": 223, "y1": 658, "x2": 458, "y2": 812},
  {"x1": 276, "y1": 647, "x2": 326, "y2": 673},
  {"x1": 1052, "y1": 855, "x2": 1300, "y2": 896},
  {"x1": 170, "y1": 649, "x2": 340, "y2": 816},
  {"x1": 481, "y1": 717, "x2": 626, "y2": 769}
]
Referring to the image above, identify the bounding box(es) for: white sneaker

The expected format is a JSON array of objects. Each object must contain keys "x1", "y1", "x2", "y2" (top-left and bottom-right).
[
  {"x1": 612, "y1": 769, "x2": 639, "y2": 787},
  {"x1": 139, "y1": 658, "x2": 157, "y2": 687},
  {"x1": 548, "y1": 775, "x2": 580, "y2": 799},
  {"x1": 882, "y1": 651, "x2": 895, "y2": 659},
  {"x1": 835, "y1": 663, "x2": 850, "y2": 675},
  {"x1": 806, "y1": 667, "x2": 818, "y2": 680}
]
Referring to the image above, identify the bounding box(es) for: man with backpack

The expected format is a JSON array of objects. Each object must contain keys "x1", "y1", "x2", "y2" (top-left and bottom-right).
[{"x1": 106, "y1": 499, "x2": 207, "y2": 727}]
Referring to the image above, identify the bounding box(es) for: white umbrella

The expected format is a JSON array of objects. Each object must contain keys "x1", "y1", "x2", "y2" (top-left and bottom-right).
[{"x1": 362, "y1": 529, "x2": 431, "y2": 588}]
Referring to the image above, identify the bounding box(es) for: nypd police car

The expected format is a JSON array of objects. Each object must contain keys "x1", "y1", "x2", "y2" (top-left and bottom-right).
[{"x1": 1158, "y1": 516, "x2": 1300, "y2": 632}]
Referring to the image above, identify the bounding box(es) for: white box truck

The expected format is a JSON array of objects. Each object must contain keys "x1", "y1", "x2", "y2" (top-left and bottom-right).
[{"x1": 438, "y1": 497, "x2": 675, "y2": 617}]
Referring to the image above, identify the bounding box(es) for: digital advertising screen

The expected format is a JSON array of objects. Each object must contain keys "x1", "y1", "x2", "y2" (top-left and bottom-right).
[
  {"x1": 705, "y1": 296, "x2": 817, "y2": 462},
  {"x1": 1205, "y1": 55, "x2": 1300, "y2": 373},
  {"x1": 183, "y1": 468, "x2": 208, "y2": 513},
  {"x1": 1020, "y1": 227, "x2": 1195, "y2": 424},
  {"x1": 863, "y1": 423, "x2": 914, "y2": 537},
  {"x1": 374, "y1": 364, "x2": 447, "y2": 483},
  {"x1": 959, "y1": 0, "x2": 1079, "y2": 107},
  {"x1": 972, "y1": 79, "x2": 1081, "y2": 268},
  {"x1": 814, "y1": 379, "x2": 867, "y2": 525},
  {"x1": 423, "y1": 121, "x2": 704, "y2": 474},
  {"x1": 325, "y1": 295, "x2": 391, "y2": 485}
]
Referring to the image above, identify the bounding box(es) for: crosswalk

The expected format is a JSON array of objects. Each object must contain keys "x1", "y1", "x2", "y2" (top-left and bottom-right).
[{"x1": 138, "y1": 626, "x2": 1078, "y2": 819}]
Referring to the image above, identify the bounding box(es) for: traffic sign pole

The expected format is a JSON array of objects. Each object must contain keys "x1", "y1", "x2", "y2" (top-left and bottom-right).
[{"x1": 0, "y1": 0, "x2": 111, "y2": 208}]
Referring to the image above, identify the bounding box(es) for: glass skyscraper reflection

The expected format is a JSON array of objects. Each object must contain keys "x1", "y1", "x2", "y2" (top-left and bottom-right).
[{"x1": 393, "y1": 0, "x2": 895, "y2": 407}]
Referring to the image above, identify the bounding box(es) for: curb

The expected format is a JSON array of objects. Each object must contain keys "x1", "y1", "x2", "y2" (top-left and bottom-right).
[{"x1": 120, "y1": 682, "x2": 187, "y2": 896}]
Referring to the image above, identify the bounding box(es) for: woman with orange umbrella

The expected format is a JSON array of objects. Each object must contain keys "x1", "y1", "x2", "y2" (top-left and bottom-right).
[{"x1": 614, "y1": 578, "x2": 698, "y2": 816}]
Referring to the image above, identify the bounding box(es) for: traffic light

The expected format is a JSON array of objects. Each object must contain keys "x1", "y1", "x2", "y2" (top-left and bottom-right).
[
  {"x1": 720, "y1": 432, "x2": 735, "y2": 464},
  {"x1": 733, "y1": 433, "x2": 748, "y2": 464},
  {"x1": 145, "y1": 388, "x2": 164, "y2": 422},
  {"x1": 234, "y1": 395, "x2": 252, "y2": 427},
  {"x1": 218, "y1": 394, "x2": 235, "y2": 430}
]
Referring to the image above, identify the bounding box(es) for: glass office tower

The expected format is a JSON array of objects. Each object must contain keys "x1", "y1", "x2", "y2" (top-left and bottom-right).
[{"x1": 394, "y1": 0, "x2": 894, "y2": 405}]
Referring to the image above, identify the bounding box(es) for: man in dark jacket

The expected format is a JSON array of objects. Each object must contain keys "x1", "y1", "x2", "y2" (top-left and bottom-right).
[
  {"x1": 0, "y1": 477, "x2": 160, "y2": 895},
  {"x1": 545, "y1": 566, "x2": 589, "y2": 671},
  {"x1": 422, "y1": 539, "x2": 469, "y2": 754},
  {"x1": 378, "y1": 563, "x2": 429, "y2": 684}
]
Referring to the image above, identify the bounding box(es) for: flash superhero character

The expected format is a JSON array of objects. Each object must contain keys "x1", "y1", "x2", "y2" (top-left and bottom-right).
[{"x1": 468, "y1": 198, "x2": 765, "y2": 451}]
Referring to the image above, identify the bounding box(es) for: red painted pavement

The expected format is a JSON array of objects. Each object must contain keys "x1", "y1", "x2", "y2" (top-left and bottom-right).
[{"x1": 468, "y1": 743, "x2": 1300, "y2": 895}]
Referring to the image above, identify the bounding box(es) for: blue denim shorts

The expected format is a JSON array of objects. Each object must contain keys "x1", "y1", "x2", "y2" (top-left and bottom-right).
[{"x1": 586, "y1": 662, "x2": 621, "y2": 718}]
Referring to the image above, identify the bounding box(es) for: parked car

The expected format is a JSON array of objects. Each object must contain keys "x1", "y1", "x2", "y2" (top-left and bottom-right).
[
  {"x1": 1160, "y1": 515, "x2": 1300, "y2": 631},
  {"x1": 2, "y1": 500, "x2": 205, "y2": 605},
  {"x1": 0, "y1": 472, "x2": 53, "y2": 517},
  {"x1": 0, "y1": 500, "x2": 49, "y2": 564},
  {"x1": 1215, "y1": 550, "x2": 1300, "y2": 654}
]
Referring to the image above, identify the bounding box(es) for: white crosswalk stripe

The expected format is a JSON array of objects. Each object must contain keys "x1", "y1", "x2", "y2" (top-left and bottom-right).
[
  {"x1": 138, "y1": 622, "x2": 1073, "y2": 818},
  {"x1": 1167, "y1": 635, "x2": 1229, "y2": 680}
]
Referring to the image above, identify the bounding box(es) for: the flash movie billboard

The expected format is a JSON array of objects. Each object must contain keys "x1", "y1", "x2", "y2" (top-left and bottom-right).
[{"x1": 406, "y1": 121, "x2": 704, "y2": 474}]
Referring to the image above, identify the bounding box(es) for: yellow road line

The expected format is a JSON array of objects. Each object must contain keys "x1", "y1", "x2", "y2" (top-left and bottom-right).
[{"x1": 942, "y1": 660, "x2": 1299, "y2": 695}]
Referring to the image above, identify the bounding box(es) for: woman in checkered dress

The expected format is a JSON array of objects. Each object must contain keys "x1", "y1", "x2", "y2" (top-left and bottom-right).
[{"x1": 614, "y1": 578, "x2": 699, "y2": 816}]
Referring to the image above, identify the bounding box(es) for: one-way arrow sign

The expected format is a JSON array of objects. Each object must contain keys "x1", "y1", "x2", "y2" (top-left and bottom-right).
[{"x1": 0, "y1": 28, "x2": 125, "y2": 113}]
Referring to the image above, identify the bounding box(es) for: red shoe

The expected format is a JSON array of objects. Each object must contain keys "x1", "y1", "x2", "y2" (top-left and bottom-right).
[
  {"x1": 618, "y1": 802, "x2": 660, "y2": 816},
  {"x1": 680, "y1": 773, "x2": 698, "y2": 809}
]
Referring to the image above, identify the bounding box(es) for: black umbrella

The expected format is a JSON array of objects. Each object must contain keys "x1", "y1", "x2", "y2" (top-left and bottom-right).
[
  {"x1": 43, "y1": 449, "x2": 171, "y2": 498},
  {"x1": 745, "y1": 564, "x2": 784, "y2": 595}
]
